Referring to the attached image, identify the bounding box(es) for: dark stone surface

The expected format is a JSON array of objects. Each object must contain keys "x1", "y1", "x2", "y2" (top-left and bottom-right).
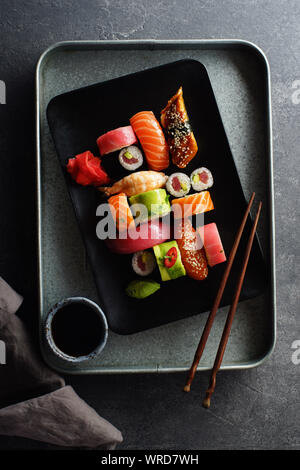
[{"x1": 0, "y1": 0, "x2": 299, "y2": 450}]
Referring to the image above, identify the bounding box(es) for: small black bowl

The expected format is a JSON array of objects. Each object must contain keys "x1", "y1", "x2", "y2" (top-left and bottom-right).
[{"x1": 44, "y1": 297, "x2": 108, "y2": 363}]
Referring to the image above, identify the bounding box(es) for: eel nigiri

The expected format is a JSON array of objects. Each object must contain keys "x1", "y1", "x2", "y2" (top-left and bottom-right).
[
  {"x1": 175, "y1": 219, "x2": 208, "y2": 281},
  {"x1": 130, "y1": 111, "x2": 169, "y2": 171},
  {"x1": 161, "y1": 87, "x2": 198, "y2": 168},
  {"x1": 99, "y1": 171, "x2": 168, "y2": 197},
  {"x1": 197, "y1": 223, "x2": 226, "y2": 267},
  {"x1": 108, "y1": 193, "x2": 134, "y2": 233},
  {"x1": 171, "y1": 191, "x2": 214, "y2": 219},
  {"x1": 97, "y1": 126, "x2": 137, "y2": 156}
]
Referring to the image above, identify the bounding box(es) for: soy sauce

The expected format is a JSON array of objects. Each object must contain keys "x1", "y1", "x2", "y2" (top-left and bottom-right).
[{"x1": 51, "y1": 303, "x2": 104, "y2": 357}]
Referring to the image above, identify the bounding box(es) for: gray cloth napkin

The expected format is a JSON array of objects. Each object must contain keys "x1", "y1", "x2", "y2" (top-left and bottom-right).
[
  {"x1": 0, "y1": 276, "x2": 123, "y2": 449},
  {"x1": 0, "y1": 276, "x2": 23, "y2": 314},
  {"x1": 0, "y1": 386, "x2": 122, "y2": 449},
  {"x1": 0, "y1": 307, "x2": 65, "y2": 406}
]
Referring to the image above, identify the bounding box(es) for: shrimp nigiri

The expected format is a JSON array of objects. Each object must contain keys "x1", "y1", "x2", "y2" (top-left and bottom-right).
[{"x1": 98, "y1": 171, "x2": 168, "y2": 197}]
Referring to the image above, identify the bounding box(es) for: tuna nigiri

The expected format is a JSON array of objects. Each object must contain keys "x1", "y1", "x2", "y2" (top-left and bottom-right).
[
  {"x1": 130, "y1": 111, "x2": 169, "y2": 171},
  {"x1": 99, "y1": 171, "x2": 168, "y2": 197},
  {"x1": 197, "y1": 223, "x2": 226, "y2": 267},
  {"x1": 105, "y1": 219, "x2": 170, "y2": 254},
  {"x1": 97, "y1": 126, "x2": 137, "y2": 156},
  {"x1": 171, "y1": 191, "x2": 214, "y2": 219},
  {"x1": 108, "y1": 193, "x2": 134, "y2": 233}
]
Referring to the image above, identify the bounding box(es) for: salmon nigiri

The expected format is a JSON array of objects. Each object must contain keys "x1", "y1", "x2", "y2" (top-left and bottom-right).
[
  {"x1": 130, "y1": 111, "x2": 169, "y2": 171},
  {"x1": 171, "y1": 191, "x2": 214, "y2": 219},
  {"x1": 99, "y1": 171, "x2": 168, "y2": 197},
  {"x1": 108, "y1": 193, "x2": 134, "y2": 233}
]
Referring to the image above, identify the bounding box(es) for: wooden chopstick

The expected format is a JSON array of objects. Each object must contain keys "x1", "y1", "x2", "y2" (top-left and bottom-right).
[
  {"x1": 202, "y1": 201, "x2": 262, "y2": 408},
  {"x1": 184, "y1": 192, "x2": 256, "y2": 392}
]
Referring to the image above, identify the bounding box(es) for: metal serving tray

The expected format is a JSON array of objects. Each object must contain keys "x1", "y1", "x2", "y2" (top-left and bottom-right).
[{"x1": 36, "y1": 40, "x2": 276, "y2": 374}]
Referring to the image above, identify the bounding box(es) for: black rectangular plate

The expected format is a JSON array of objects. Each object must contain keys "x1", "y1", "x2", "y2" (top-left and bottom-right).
[{"x1": 47, "y1": 59, "x2": 268, "y2": 335}]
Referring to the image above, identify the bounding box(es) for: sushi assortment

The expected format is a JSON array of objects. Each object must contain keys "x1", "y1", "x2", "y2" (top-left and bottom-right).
[{"x1": 66, "y1": 86, "x2": 227, "y2": 299}]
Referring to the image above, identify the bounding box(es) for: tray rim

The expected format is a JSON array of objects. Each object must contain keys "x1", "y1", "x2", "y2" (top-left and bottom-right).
[{"x1": 36, "y1": 39, "x2": 276, "y2": 374}]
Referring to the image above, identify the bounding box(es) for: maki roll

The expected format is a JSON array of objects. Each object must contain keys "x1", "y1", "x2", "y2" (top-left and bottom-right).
[
  {"x1": 190, "y1": 167, "x2": 213, "y2": 192},
  {"x1": 119, "y1": 146, "x2": 143, "y2": 171},
  {"x1": 166, "y1": 172, "x2": 191, "y2": 197},
  {"x1": 132, "y1": 250, "x2": 156, "y2": 276}
]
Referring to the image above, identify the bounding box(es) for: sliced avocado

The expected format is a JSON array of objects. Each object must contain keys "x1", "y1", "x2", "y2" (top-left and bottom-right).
[
  {"x1": 126, "y1": 279, "x2": 160, "y2": 299},
  {"x1": 181, "y1": 182, "x2": 188, "y2": 191},
  {"x1": 124, "y1": 151, "x2": 133, "y2": 160},
  {"x1": 153, "y1": 241, "x2": 186, "y2": 282},
  {"x1": 129, "y1": 189, "x2": 171, "y2": 222}
]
